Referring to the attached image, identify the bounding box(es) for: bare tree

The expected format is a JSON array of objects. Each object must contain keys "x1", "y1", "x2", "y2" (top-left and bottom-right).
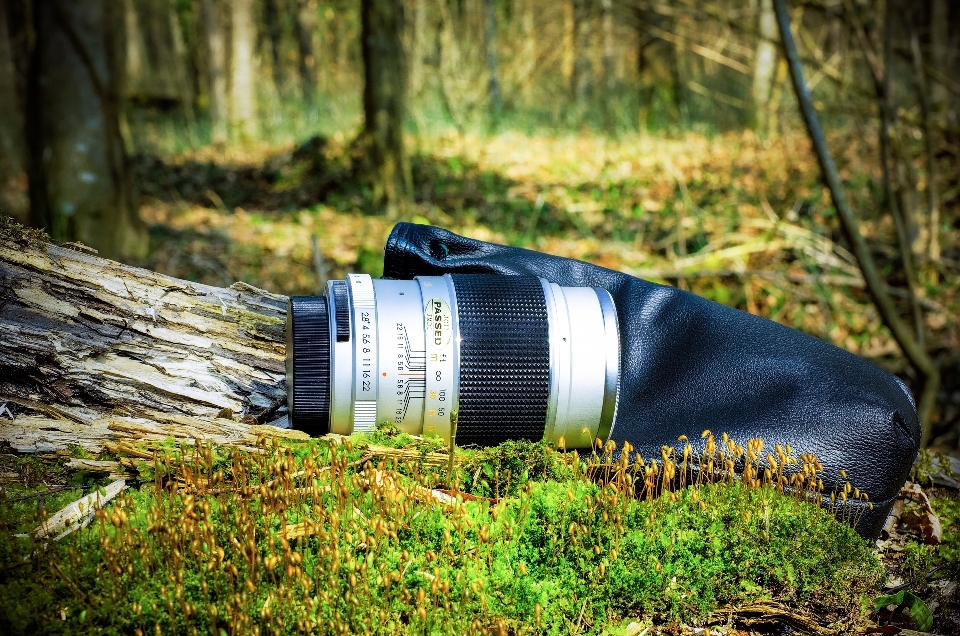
[
  {"x1": 360, "y1": 0, "x2": 411, "y2": 216},
  {"x1": 26, "y1": 0, "x2": 147, "y2": 260},
  {"x1": 752, "y1": 0, "x2": 777, "y2": 132},
  {"x1": 200, "y1": 0, "x2": 227, "y2": 144},
  {"x1": 230, "y1": 0, "x2": 258, "y2": 138}
]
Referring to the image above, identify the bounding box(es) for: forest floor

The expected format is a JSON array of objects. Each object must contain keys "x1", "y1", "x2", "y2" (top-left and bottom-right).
[{"x1": 129, "y1": 127, "x2": 960, "y2": 446}]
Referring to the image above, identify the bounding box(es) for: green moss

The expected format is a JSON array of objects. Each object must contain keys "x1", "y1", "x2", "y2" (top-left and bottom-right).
[
  {"x1": 910, "y1": 448, "x2": 956, "y2": 488},
  {"x1": 0, "y1": 217, "x2": 51, "y2": 248},
  {"x1": 0, "y1": 436, "x2": 886, "y2": 634}
]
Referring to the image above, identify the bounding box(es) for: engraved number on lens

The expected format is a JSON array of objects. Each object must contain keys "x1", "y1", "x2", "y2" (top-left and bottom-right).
[{"x1": 393, "y1": 324, "x2": 425, "y2": 424}]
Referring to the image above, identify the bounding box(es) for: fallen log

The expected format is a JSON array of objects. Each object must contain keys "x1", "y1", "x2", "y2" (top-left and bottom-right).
[{"x1": 0, "y1": 219, "x2": 308, "y2": 453}]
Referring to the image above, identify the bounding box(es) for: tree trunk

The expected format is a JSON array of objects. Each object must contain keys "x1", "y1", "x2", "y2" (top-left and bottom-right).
[
  {"x1": 752, "y1": 0, "x2": 777, "y2": 133},
  {"x1": 483, "y1": 0, "x2": 502, "y2": 117},
  {"x1": 200, "y1": 0, "x2": 228, "y2": 144},
  {"x1": 26, "y1": 0, "x2": 148, "y2": 261},
  {"x1": 264, "y1": 0, "x2": 286, "y2": 97},
  {"x1": 0, "y1": 221, "x2": 303, "y2": 454},
  {"x1": 295, "y1": 0, "x2": 318, "y2": 103},
  {"x1": 0, "y1": 1, "x2": 30, "y2": 225},
  {"x1": 229, "y1": 0, "x2": 258, "y2": 139},
  {"x1": 360, "y1": 0, "x2": 411, "y2": 217}
]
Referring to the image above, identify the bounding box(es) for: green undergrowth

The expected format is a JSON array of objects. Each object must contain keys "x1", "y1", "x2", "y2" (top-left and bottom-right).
[{"x1": 1, "y1": 431, "x2": 885, "y2": 635}]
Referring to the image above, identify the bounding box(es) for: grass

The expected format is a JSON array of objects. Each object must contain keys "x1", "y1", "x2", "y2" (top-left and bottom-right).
[{"x1": 1, "y1": 430, "x2": 889, "y2": 635}]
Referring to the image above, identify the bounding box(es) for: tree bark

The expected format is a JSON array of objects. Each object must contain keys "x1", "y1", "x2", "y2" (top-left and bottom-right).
[
  {"x1": 199, "y1": 0, "x2": 228, "y2": 145},
  {"x1": 26, "y1": 0, "x2": 148, "y2": 261},
  {"x1": 0, "y1": 221, "x2": 302, "y2": 454},
  {"x1": 229, "y1": 0, "x2": 258, "y2": 139},
  {"x1": 360, "y1": 0, "x2": 411, "y2": 217},
  {"x1": 0, "y1": 1, "x2": 30, "y2": 225}
]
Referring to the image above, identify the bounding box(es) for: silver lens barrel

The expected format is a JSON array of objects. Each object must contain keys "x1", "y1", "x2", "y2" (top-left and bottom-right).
[{"x1": 287, "y1": 274, "x2": 620, "y2": 447}]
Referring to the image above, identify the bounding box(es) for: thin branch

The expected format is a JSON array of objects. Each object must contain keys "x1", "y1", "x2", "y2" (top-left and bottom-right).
[
  {"x1": 878, "y1": 0, "x2": 924, "y2": 347},
  {"x1": 645, "y1": 25, "x2": 751, "y2": 74},
  {"x1": 771, "y1": 0, "x2": 938, "y2": 443},
  {"x1": 840, "y1": 0, "x2": 883, "y2": 88},
  {"x1": 908, "y1": 16, "x2": 941, "y2": 268}
]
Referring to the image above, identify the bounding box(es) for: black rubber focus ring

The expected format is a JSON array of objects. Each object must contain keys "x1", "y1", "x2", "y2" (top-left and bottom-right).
[
  {"x1": 450, "y1": 275, "x2": 550, "y2": 446},
  {"x1": 287, "y1": 296, "x2": 331, "y2": 435}
]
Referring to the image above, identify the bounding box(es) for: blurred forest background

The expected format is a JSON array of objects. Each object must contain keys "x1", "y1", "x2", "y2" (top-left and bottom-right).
[{"x1": 0, "y1": 0, "x2": 958, "y2": 446}]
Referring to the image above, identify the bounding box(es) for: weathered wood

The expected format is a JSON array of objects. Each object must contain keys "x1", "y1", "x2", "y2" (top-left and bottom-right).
[
  {"x1": 33, "y1": 478, "x2": 126, "y2": 540},
  {"x1": 0, "y1": 220, "x2": 309, "y2": 453}
]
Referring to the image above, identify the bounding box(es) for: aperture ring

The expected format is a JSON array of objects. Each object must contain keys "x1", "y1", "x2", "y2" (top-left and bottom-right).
[{"x1": 450, "y1": 275, "x2": 550, "y2": 446}]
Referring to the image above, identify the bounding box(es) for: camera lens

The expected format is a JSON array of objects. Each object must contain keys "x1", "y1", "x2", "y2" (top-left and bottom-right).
[{"x1": 287, "y1": 274, "x2": 619, "y2": 448}]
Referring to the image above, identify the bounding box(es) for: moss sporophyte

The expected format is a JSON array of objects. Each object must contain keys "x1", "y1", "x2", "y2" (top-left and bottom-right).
[{"x1": 1, "y1": 429, "x2": 885, "y2": 634}]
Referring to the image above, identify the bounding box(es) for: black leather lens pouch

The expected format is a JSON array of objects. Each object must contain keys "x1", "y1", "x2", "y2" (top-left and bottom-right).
[{"x1": 383, "y1": 222, "x2": 919, "y2": 539}]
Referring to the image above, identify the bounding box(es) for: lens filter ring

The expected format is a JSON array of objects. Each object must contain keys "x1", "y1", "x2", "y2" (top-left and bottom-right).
[{"x1": 287, "y1": 296, "x2": 331, "y2": 435}]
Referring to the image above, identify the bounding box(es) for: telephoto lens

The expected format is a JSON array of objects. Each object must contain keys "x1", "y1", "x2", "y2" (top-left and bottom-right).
[{"x1": 287, "y1": 274, "x2": 620, "y2": 448}]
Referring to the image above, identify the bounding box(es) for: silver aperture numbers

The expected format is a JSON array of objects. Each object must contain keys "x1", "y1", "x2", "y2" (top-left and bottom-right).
[{"x1": 373, "y1": 280, "x2": 426, "y2": 433}]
